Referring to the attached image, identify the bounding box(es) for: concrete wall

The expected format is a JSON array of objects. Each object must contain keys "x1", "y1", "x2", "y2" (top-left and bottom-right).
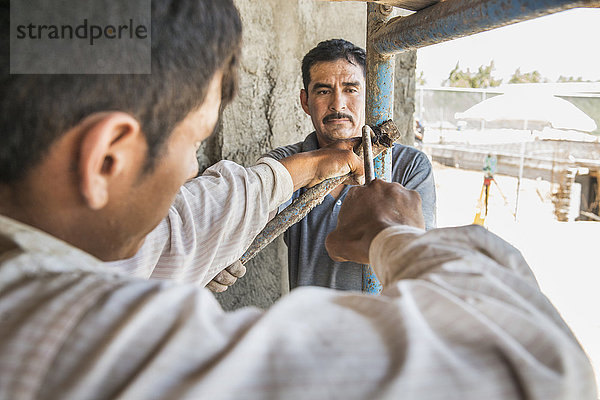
[{"x1": 201, "y1": 1, "x2": 416, "y2": 310}]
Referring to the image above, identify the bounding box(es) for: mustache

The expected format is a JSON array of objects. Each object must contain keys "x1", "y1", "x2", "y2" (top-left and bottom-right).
[{"x1": 322, "y1": 112, "x2": 354, "y2": 124}]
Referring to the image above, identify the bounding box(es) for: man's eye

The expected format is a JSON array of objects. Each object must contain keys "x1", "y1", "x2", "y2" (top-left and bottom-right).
[{"x1": 317, "y1": 89, "x2": 330, "y2": 95}]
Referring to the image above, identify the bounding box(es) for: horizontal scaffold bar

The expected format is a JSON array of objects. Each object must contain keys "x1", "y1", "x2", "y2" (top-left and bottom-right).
[
  {"x1": 317, "y1": 0, "x2": 437, "y2": 12},
  {"x1": 371, "y1": 0, "x2": 600, "y2": 55}
]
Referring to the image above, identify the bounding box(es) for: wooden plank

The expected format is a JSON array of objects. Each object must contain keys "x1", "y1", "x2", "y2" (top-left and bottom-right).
[{"x1": 317, "y1": 0, "x2": 439, "y2": 12}]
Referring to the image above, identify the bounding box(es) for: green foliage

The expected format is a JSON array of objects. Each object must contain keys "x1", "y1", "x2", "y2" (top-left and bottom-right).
[
  {"x1": 557, "y1": 75, "x2": 587, "y2": 83},
  {"x1": 443, "y1": 61, "x2": 502, "y2": 88},
  {"x1": 509, "y1": 68, "x2": 548, "y2": 84},
  {"x1": 416, "y1": 70, "x2": 427, "y2": 86},
  {"x1": 443, "y1": 63, "x2": 470, "y2": 88},
  {"x1": 441, "y1": 63, "x2": 600, "y2": 88}
]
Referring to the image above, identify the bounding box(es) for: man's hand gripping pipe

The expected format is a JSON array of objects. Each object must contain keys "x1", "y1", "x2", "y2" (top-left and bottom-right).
[{"x1": 238, "y1": 120, "x2": 400, "y2": 265}]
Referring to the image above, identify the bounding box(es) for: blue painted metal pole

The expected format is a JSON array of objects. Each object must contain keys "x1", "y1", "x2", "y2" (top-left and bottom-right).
[
  {"x1": 367, "y1": 4, "x2": 395, "y2": 183},
  {"x1": 362, "y1": 3, "x2": 395, "y2": 294},
  {"x1": 371, "y1": 0, "x2": 600, "y2": 56}
]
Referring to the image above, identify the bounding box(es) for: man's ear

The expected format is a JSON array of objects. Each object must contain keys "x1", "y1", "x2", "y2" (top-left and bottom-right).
[
  {"x1": 78, "y1": 112, "x2": 145, "y2": 210},
  {"x1": 300, "y1": 89, "x2": 311, "y2": 116}
]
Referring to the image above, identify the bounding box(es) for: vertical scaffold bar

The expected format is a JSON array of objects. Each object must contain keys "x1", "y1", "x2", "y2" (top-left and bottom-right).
[{"x1": 362, "y1": 3, "x2": 395, "y2": 294}]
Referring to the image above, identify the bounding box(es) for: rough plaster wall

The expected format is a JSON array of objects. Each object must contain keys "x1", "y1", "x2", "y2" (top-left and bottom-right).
[
  {"x1": 202, "y1": 1, "x2": 416, "y2": 311},
  {"x1": 395, "y1": 49, "x2": 417, "y2": 146}
]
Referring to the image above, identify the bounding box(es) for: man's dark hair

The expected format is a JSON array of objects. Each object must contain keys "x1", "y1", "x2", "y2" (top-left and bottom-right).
[
  {"x1": 0, "y1": 0, "x2": 242, "y2": 183},
  {"x1": 301, "y1": 39, "x2": 366, "y2": 93}
]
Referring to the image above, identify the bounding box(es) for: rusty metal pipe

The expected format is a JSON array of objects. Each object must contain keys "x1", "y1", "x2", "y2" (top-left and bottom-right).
[
  {"x1": 367, "y1": 4, "x2": 395, "y2": 185},
  {"x1": 316, "y1": 0, "x2": 438, "y2": 12},
  {"x1": 362, "y1": 4, "x2": 398, "y2": 293},
  {"x1": 362, "y1": 125, "x2": 376, "y2": 184},
  {"x1": 372, "y1": 0, "x2": 600, "y2": 56},
  {"x1": 239, "y1": 175, "x2": 345, "y2": 265}
]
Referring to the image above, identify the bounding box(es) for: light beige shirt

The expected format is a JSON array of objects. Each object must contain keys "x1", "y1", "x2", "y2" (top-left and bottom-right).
[
  {"x1": 106, "y1": 158, "x2": 293, "y2": 286},
  {"x1": 0, "y1": 160, "x2": 596, "y2": 400}
]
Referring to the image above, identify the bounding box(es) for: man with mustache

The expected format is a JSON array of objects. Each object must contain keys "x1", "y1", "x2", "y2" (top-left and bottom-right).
[{"x1": 263, "y1": 39, "x2": 437, "y2": 291}]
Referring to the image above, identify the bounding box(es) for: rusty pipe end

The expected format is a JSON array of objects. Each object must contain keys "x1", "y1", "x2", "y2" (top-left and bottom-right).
[{"x1": 362, "y1": 125, "x2": 376, "y2": 184}]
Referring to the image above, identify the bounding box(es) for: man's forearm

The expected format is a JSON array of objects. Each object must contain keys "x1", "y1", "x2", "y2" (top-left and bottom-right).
[
  {"x1": 278, "y1": 139, "x2": 363, "y2": 191},
  {"x1": 106, "y1": 159, "x2": 293, "y2": 286},
  {"x1": 279, "y1": 151, "x2": 324, "y2": 192},
  {"x1": 369, "y1": 225, "x2": 534, "y2": 285},
  {"x1": 367, "y1": 224, "x2": 595, "y2": 398}
]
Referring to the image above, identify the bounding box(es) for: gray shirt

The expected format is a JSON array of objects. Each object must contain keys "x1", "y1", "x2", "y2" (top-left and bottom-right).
[{"x1": 266, "y1": 132, "x2": 437, "y2": 291}]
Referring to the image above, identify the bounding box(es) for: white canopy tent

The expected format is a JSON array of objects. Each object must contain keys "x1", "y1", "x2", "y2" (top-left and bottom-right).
[{"x1": 455, "y1": 92, "x2": 597, "y2": 132}]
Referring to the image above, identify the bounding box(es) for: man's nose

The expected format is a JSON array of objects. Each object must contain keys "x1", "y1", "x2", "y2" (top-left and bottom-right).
[{"x1": 329, "y1": 90, "x2": 346, "y2": 112}]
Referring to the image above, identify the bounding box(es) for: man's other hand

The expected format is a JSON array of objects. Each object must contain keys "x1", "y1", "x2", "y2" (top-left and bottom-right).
[
  {"x1": 325, "y1": 179, "x2": 425, "y2": 265},
  {"x1": 279, "y1": 138, "x2": 365, "y2": 191},
  {"x1": 206, "y1": 261, "x2": 247, "y2": 293}
]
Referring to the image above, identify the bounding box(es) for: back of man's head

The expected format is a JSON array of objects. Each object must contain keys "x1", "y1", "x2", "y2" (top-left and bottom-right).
[
  {"x1": 301, "y1": 39, "x2": 366, "y2": 92},
  {"x1": 0, "y1": 0, "x2": 242, "y2": 184}
]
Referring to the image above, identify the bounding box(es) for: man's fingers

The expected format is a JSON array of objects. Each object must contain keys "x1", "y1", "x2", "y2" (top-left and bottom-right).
[
  {"x1": 207, "y1": 280, "x2": 229, "y2": 293},
  {"x1": 342, "y1": 171, "x2": 365, "y2": 186},
  {"x1": 335, "y1": 148, "x2": 364, "y2": 187},
  {"x1": 226, "y1": 260, "x2": 246, "y2": 278},
  {"x1": 326, "y1": 180, "x2": 425, "y2": 265},
  {"x1": 326, "y1": 232, "x2": 368, "y2": 264},
  {"x1": 305, "y1": 146, "x2": 365, "y2": 188},
  {"x1": 325, "y1": 233, "x2": 349, "y2": 262},
  {"x1": 205, "y1": 261, "x2": 246, "y2": 293},
  {"x1": 327, "y1": 137, "x2": 361, "y2": 151},
  {"x1": 214, "y1": 269, "x2": 238, "y2": 286},
  {"x1": 349, "y1": 152, "x2": 365, "y2": 182}
]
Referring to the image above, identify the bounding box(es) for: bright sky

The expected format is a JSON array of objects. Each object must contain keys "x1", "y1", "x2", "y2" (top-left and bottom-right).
[{"x1": 416, "y1": 8, "x2": 600, "y2": 87}]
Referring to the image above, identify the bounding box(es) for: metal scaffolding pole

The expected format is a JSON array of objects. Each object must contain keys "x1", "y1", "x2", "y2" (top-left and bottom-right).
[
  {"x1": 371, "y1": 0, "x2": 600, "y2": 56},
  {"x1": 362, "y1": 3, "x2": 396, "y2": 294}
]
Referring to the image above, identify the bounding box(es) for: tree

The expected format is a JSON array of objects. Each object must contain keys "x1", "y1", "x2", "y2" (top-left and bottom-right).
[
  {"x1": 472, "y1": 61, "x2": 503, "y2": 88},
  {"x1": 509, "y1": 68, "x2": 548, "y2": 84},
  {"x1": 557, "y1": 75, "x2": 586, "y2": 83},
  {"x1": 443, "y1": 62, "x2": 471, "y2": 88},
  {"x1": 443, "y1": 61, "x2": 502, "y2": 88}
]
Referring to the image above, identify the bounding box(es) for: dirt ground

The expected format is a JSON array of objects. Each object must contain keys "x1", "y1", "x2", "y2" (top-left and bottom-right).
[{"x1": 432, "y1": 161, "x2": 600, "y2": 391}]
